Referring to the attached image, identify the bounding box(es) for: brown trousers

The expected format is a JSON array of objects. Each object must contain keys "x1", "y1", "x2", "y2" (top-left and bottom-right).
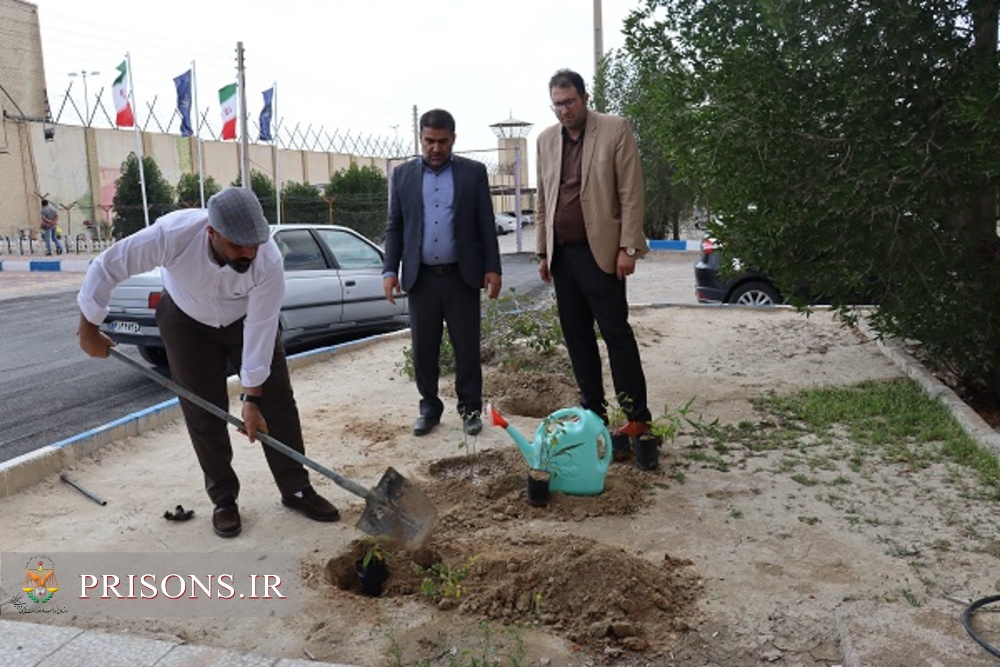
[{"x1": 156, "y1": 293, "x2": 309, "y2": 505}]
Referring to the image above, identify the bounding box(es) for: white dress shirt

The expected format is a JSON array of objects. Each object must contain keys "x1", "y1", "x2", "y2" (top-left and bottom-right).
[{"x1": 77, "y1": 208, "x2": 284, "y2": 388}]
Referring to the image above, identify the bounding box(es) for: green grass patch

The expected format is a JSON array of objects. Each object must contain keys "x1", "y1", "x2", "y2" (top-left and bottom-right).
[{"x1": 754, "y1": 379, "x2": 1000, "y2": 496}]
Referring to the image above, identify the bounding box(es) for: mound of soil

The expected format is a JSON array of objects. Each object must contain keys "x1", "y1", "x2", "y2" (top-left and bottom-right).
[{"x1": 324, "y1": 452, "x2": 702, "y2": 658}]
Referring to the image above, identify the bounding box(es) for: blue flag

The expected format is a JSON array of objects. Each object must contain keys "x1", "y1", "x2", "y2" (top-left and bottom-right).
[
  {"x1": 259, "y1": 87, "x2": 274, "y2": 141},
  {"x1": 173, "y1": 70, "x2": 193, "y2": 137}
]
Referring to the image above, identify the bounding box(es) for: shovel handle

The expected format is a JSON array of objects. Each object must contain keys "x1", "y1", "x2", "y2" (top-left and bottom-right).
[{"x1": 108, "y1": 347, "x2": 374, "y2": 502}]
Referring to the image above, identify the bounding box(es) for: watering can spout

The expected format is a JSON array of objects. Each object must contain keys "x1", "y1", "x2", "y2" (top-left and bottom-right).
[{"x1": 486, "y1": 403, "x2": 536, "y2": 466}]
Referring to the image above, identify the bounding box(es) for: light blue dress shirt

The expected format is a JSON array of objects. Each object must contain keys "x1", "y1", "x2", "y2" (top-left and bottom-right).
[{"x1": 420, "y1": 159, "x2": 457, "y2": 265}]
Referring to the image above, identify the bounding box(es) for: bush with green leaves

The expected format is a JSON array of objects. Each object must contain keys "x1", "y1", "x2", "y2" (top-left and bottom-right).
[
  {"x1": 175, "y1": 172, "x2": 221, "y2": 208},
  {"x1": 607, "y1": 0, "x2": 1000, "y2": 397},
  {"x1": 231, "y1": 170, "x2": 277, "y2": 224},
  {"x1": 324, "y1": 163, "x2": 388, "y2": 241},
  {"x1": 112, "y1": 153, "x2": 175, "y2": 237},
  {"x1": 282, "y1": 181, "x2": 327, "y2": 224}
]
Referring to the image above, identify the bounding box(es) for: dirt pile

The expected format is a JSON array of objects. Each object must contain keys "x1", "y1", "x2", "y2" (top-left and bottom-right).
[{"x1": 325, "y1": 449, "x2": 703, "y2": 657}]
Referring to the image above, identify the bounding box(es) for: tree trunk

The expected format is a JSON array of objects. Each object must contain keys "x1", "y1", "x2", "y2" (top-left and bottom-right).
[{"x1": 972, "y1": 0, "x2": 999, "y2": 243}]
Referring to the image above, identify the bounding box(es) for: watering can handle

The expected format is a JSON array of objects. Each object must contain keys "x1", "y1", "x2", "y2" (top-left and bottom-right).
[{"x1": 546, "y1": 407, "x2": 613, "y2": 467}]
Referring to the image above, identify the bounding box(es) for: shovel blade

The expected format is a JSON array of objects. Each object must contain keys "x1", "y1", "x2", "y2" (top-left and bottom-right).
[{"x1": 355, "y1": 467, "x2": 438, "y2": 550}]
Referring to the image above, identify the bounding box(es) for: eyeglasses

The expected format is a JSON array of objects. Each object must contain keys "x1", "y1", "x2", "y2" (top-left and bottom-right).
[{"x1": 550, "y1": 97, "x2": 579, "y2": 111}]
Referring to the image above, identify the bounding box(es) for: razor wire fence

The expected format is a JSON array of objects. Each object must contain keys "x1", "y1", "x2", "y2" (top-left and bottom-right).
[{"x1": 52, "y1": 81, "x2": 409, "y2": 159}]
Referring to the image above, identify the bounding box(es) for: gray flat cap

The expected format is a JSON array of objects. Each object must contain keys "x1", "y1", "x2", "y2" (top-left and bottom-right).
[{"x1": 207, "y1": 188, "x2": 270, "y2": 246}]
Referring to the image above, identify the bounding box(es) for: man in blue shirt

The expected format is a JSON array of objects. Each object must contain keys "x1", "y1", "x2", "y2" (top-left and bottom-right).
[{"x1": 382, "y1": 109, "x2": 502, "y2": 437}]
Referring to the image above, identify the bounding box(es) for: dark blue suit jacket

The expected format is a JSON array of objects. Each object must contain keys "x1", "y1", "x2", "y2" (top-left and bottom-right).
[{"x1": 383, "y1": 155, "x2": 501, "y2": 292}]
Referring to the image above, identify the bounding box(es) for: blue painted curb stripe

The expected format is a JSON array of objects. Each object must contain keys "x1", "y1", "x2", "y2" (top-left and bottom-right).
[
  {"x1": 649, "y1": 239, "x2": 701, "y2": 251},
  {"x1": 49, "y1": 398, "x2": 181, "y2": 450},
  {"x1": 31, "y1": 260, "x2": 62, "y2": 271}
]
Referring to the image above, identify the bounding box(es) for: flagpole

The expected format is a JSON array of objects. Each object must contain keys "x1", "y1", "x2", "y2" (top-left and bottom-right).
[
  {"x1": 191, "y1": 60, "x2": 205, "y2": 208},
  {"x1": 273, "y1": 82, "x2": 281, "y2": 225},
  {"x1": 126, "y1": 52, "x2": 150, "y2": 227}
]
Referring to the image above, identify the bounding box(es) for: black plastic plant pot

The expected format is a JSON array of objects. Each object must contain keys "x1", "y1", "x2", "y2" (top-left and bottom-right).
[
  {"x1": 634, "y1": 433, "x2": 661, "y2": 471},
  {"x1": 526, "y1": 468, "x2": 551, "y2": 507},
  {"x1": 355, "y1": 557, "x2": 389, "y2": 597},
  {"x1": 611, "y1": 433, "x2": 632, "y2": 462}
]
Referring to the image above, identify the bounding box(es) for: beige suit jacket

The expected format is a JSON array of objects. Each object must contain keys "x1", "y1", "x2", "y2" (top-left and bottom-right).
[{"x1": 535, "y1": 110, "x2": 647, "y2": 274}]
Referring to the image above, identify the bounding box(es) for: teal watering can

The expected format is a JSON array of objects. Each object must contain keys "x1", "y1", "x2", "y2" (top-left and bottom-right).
[{"x1": 486, "y1": 404, "x2": 612, "y2": 495}]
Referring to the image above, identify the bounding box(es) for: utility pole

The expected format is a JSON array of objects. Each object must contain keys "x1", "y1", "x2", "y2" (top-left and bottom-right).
[
  {"x1": 412, "y1": 105, "x2": 419, "y2": 156},
  {"x1": 237, "y1": 42, "x2": 251, "y2": 189},
  {"x1": 593, "y1": 0, "x2": 604, "y2": 73},
  {"x1": 593, "y1": 0, "x2": 604, "y2": 110}
]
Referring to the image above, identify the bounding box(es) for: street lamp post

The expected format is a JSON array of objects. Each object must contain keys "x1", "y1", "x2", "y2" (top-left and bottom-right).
[{"x1": 68, "y1": 70, "x2": 100, "y2": 125}]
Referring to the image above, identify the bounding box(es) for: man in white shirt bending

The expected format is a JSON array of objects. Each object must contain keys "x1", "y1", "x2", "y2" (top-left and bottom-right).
[{"x1": 77, "y1": 187, "x2": 339, "y2": 538}]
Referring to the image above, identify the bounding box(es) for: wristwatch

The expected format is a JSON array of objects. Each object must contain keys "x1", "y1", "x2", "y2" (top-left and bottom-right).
[
  {"x1": 240, "y1": 393, "x2": 262, "y2": 405},
  {"x1": 623, "y1": 247, "x2": 637, "y2": 257}
]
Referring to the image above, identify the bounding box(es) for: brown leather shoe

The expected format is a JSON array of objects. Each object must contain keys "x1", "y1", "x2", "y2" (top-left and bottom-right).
[
  {"x1": 282, "y1": 486, "x2": 340, "y2": 522},
  {"x1": 212, "y1": 502, "x2": 242, "y2": 537}
]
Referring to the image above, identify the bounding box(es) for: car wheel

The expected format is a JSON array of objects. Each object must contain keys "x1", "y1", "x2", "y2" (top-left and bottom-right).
[
  {"x1": 728, "y1": 280, "x2": 781, "y2": 306},
  {"x1": 138, "y1": 345, "x2": 169, "y2": 367}
]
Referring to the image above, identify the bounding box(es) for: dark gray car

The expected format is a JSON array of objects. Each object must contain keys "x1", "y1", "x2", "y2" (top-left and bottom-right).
[
  {"x1": 694, "y1": 236, "x2": 782, "y2": 306},
  {"x1": 102, "y1": 224, "x2": 409, "y2": 365}
]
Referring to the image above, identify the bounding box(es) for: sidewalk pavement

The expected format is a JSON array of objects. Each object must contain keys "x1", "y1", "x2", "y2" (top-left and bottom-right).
[
  {"x1": 0, "y1": 618, "x2": 355, "y2": 667},
  {"x1": 0, "y1": 250, "x2": 103, "y2": 273}
]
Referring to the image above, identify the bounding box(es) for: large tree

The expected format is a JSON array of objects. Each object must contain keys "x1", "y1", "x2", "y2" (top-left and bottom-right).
[
  {"x1": 623, "y1": 0, "x2": 1000, "y2": 395},
  {"x1": 600, "y1": 52, "x2": 697, "y2": 240}
]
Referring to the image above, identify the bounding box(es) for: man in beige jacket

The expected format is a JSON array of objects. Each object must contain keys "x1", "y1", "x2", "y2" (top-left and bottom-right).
[{"x1": 535, "y1": 68, "x2": 654, "y2": 443}]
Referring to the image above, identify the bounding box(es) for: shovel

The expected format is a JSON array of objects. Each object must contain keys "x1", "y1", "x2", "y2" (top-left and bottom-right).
[{"x1": 108, "y1": 347, "x2": 437, "y2": 549}]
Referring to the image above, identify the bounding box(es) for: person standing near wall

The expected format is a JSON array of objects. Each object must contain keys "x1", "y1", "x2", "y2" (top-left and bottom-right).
[{"x1": 40, "y1": 199, "x2": 63, "y2": 255}]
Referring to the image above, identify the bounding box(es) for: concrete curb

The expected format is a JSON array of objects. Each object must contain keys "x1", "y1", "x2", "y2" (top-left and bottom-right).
[{"x1": 0, "y1": 328, "x2": 410, "y2": 499}]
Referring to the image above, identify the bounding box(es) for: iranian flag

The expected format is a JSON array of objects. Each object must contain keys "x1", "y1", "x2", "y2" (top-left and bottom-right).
[
  {"x1": 218, "y1": 83, "x2": 238, "y2": 140},
  {"x1": 112, "y1": 60, "x2": 134, "y2": 127}
]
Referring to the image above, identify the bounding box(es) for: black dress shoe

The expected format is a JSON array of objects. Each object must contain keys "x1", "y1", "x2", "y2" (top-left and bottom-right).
[
  {"x1": 212, "y1": 502, "x2": 242, "y2": 537},
  {"x1": 282, "y1": 486, "x2": 340, "y2": 522},
  {"x1": 462, "y1": 414, "x2": 483, "y2": 436},
  {"x1": 412, "y1": 414, "x2": 440, "y2": 436}
]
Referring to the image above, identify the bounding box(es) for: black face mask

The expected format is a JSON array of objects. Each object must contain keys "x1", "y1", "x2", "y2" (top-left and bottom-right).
[{"x1": 228, "y1": 257, "x2": 253, "y2": 273}]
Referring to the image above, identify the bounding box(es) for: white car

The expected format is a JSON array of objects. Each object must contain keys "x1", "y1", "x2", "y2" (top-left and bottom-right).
[
  {"x1": 102, "y1": 224, "x2": 409, "y2": 366},
  {"x1": 495, "y1": 214, "x2": 517, "y2": 235},
  {"x1": 502, "y1": 211, "x2": 533, "y2": 226}
]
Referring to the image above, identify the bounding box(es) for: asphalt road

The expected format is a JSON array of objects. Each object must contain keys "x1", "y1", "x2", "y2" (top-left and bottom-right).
[
  {"x1": 0, "y1": 289, "x2": 176, "y2": 462},
  {"x1": 0, "y1": 241, "x2": 697, "y2": 463}
]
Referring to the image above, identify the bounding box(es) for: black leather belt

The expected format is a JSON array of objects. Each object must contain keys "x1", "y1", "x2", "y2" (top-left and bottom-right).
[{"x1": 421, "y1": 263, "x2": 458, "y2": 274}]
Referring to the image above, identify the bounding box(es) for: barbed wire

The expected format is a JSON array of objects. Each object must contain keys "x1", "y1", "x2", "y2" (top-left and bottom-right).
[{"x1": 51, "y1": 82, "x2": 410, "y2": 159}]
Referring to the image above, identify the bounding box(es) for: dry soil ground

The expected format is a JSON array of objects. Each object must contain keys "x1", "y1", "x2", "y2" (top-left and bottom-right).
[{"x1": 4, "y1": 303, "x2": 1000, "y2": 666}]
